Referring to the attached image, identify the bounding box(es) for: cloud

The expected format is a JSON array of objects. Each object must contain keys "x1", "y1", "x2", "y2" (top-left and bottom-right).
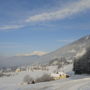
[
  {"x1": 0, "y1": 25, "x2": 23, "y2": 30},
  {"x1": 26, "y1": 0, "x2": 90, "y2": 22},
  {"x1": 0, "y1": 42, "x2": 31, "y2": 48},
  {"x1": 57, "y1": 40, "x2": 74, "y2": 43},
  {"x1": 16, "y1": 51, "x2": 48, "y2": 56},
  {"x1": 0, "y1": 0, "x2": 90, "y2": 30}
]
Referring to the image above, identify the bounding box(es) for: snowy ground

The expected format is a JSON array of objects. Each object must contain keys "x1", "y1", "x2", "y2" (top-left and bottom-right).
[{"x1": 0, "y1": 64, "x2": 90, "y2": 90}]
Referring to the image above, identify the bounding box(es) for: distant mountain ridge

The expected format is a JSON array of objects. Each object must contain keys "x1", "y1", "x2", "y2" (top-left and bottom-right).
[
  {"x1": 0, "y1": 55, "x2": 40, "y2": 68},
  {"x1": 0, "y1": 35, "x2": 90, "y2": 68}
]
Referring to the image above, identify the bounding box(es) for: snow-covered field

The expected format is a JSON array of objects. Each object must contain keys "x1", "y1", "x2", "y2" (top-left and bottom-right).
[{"x1": 0, "y1": 64, "x2": 90, "y2": 90}]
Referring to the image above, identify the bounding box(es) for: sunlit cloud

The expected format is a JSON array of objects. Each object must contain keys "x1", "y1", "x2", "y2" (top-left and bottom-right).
[
  {"x1": 0, "y1": 25, "x2": 23, "y2": 30},
  {"x1": 0, "y1": 0, "x2": 90, "y2": 30},
  {"x1": 26, "y1": 0, "x2": 90, "y2": 22},
  {"x1": 16, "y1": 51, "x2": 48, "y2": 56}
]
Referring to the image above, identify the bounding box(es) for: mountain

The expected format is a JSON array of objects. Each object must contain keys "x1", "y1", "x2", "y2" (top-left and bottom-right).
[
  {"x1": 0, "y1": 35, "x2": 90, "y2": 68},
  {"x1": 36, "y1": 35, "x2": 90, "y2": 64}
]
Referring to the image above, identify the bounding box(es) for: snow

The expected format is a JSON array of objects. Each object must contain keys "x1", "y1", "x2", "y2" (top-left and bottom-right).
[
  {"x1": 86, "y1": 36, "x2": 89, "y2": 40},
  {"x1": 51, "y1": 71, "x2": 67, "y2": 78},
  {"x1": 75, "y1": 48, "x2": 86, "y2": 58},
  {"x1": 68, "y1": 49, "x2": 76, "y2": 53},
  {"x1": 0, "y1": 64, "x2": 90, "y2": 90}
]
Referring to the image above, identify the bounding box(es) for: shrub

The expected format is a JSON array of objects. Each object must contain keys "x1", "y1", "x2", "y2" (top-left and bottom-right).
[
  {"x1": 36, "y1": 73, "x2": 54, "y2": 83},
  {"x1": 0, "y1": 72, "x2": 4, "y2": 77},
  {"x1": 23, "y1": 75, "x2": 34, "y2": 84}
]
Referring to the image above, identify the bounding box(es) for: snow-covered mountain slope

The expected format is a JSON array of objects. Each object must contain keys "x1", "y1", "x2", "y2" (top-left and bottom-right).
[{"x1": 37, "y1": 35, "x2": 90, "y2": 64}]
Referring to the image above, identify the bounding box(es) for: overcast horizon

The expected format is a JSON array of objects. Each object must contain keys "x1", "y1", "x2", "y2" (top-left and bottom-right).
[{"x1": 0, "y1": 0, "x2": 90, "y2": 57}]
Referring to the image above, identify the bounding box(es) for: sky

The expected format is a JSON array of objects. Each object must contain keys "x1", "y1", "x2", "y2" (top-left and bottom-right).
[{"x1": 0, "y1": 0, "x2": 90, "y2": 56}]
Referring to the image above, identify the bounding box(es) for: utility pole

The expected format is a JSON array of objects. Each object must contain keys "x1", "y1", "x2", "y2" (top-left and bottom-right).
[{"x1": 61, "y1": 57, "x2": 64, "y2": 72}]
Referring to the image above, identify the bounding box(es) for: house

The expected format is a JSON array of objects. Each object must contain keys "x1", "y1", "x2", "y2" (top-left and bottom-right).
[
  {"x1": 15, "y1": 68, "x2": 21, "y2": 73},
  {"x1": 50, "y1": 72, "x2": 69, "y2": 80}
]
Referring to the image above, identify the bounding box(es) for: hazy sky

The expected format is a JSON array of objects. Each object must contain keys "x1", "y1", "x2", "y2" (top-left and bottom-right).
[{"x1": 0, "y1": 0, "x2": 90, "y2": 56}]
